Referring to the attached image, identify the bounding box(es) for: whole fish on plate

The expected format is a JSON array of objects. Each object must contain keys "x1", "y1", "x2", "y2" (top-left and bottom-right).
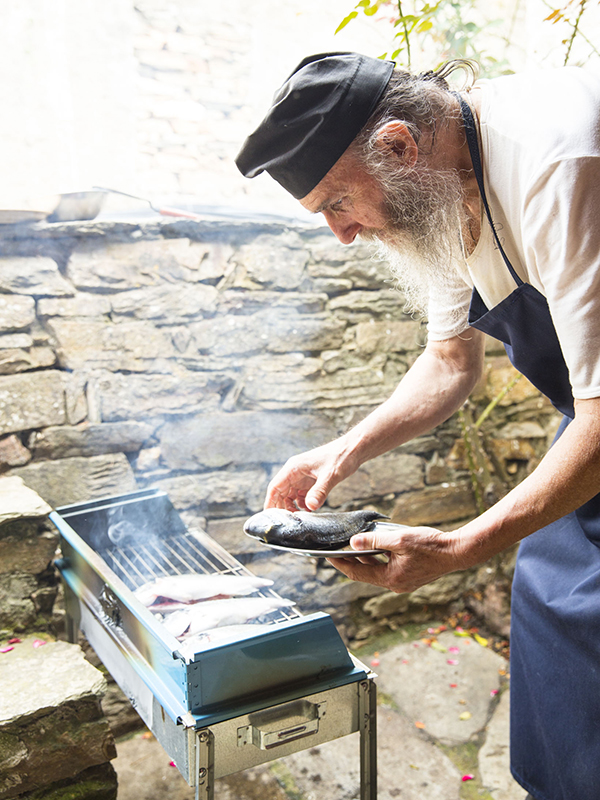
[
  {"x1": 243, "y1": 508, "x2": 388, "y2": 550},
  {"x1": 134, "y1": 573, "x2": 273, "y2": 607},
  {"x1": 161, "y1": 596, "x2": 296, "y2": 639}
]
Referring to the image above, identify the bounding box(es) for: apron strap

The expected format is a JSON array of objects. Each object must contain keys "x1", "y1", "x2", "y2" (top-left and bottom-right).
[{"x1": 455, "y1": 93, "x2": 524, "y2": 288}]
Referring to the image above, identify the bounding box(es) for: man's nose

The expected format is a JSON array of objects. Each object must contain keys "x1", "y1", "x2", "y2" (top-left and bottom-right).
[{"x1": 323, "y1": 213, "x2": 362, "y2": 244}]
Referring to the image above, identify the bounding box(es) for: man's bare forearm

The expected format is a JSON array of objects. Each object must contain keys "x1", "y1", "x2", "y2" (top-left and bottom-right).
[
  {"x1": 456, "y1": 396, "x2": 600, "y2": 562},
  {"x1": 340, "y1": 329, "x2": 486, "y2": 467}
]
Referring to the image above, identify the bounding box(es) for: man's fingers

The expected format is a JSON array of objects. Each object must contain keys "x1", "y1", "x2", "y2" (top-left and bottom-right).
[{"x1": 305, "y1": 476, "x2": 333, "y2": 511}]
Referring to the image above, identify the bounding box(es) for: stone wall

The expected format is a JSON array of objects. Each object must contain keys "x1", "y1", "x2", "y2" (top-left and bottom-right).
[
  {"x1": 0, "y1": 216, "x2": 561, "y2": 641},
  {"x1": 0, "y1": 478, "x2": 117, "y2": 800}
]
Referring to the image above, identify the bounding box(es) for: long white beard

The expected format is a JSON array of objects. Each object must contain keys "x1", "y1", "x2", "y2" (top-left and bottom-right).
[{"x1": 359, "y1": 161, "x2": 468, "y2": 316}]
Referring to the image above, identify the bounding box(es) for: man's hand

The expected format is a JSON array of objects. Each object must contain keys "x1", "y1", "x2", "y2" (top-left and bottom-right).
[
  {"x1": 265, "y1": 439, "x2": 358, "y2": 511},
  {"x1": 328, "y1": 524, "x2": 470, "y2": 593},
  {"x1": 265, "y1": 333, "x2": 486, "y2": 513}
]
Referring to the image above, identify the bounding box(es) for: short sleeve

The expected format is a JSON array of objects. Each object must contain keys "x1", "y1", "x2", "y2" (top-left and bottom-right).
[{"x1": 426, "y1": 270, "x2": 472, "y2": 341}]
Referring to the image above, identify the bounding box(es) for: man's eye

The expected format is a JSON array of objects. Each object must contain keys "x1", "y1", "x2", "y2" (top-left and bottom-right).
[{"x1": 330, "y1": 198, "x2": 346, "y2": 211}]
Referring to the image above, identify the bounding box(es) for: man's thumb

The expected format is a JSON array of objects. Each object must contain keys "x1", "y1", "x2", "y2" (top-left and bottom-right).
[
  {"x1": 350, "y1": 532, "x2": 377, "y2": 551},
  {"x1": 305, "y1": 478, "x2": 334, "y2": 511}
]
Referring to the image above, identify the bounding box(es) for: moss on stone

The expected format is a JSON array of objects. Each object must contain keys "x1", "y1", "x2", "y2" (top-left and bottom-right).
[{"x1": 18, "y1": 764, "x2": 117, "y2": 800}]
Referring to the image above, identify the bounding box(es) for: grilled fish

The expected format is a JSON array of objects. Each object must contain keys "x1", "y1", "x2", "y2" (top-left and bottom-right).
[
  {"x1": 243, "y1": 508, "x2": 388, "y2": 550},
  {"x1": 160, "y1": 596, "x2": 296, "y2": 639},
  {"x1": 134, "y1": 573, "x2": 273, "y2": 607},
  {"x1": 178, "y1": 624, "x2": 274, "y2": 658}
]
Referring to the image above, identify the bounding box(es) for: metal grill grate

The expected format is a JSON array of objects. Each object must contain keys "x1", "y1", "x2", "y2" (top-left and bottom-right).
[{"x1": 102, "y1": 527, "x2": 302, "y2": 626}]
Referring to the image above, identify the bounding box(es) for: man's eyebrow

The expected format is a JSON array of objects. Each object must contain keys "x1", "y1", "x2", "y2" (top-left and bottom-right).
[{"x1": 312, "y1": 197, "x2": 335, "y2": 214}]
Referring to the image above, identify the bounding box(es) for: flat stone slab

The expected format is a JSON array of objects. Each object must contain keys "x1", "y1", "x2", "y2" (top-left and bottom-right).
[
  {"x1": 0, "y1": 638, "x2": 116, "y2": 798},
  {"x1": 479, "y1": 689, "x2": 527, "y2": 799},
  {"x1": 376, "y1": 630, "x2": 507, "y2": 746},
  {"x1": 282, "y1": 704, "x2": 461, "y2": 800},
  {"x1": 0, "y1": 477, "x2": 51, "y2": 524},
  {"x1": 0, "y1": 639, "x2": 107, "y2": 724}
]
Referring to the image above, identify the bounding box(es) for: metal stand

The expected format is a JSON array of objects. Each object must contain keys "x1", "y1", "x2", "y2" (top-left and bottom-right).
[
  {"x1": 193, "y1": 678, "x2": 377, "y2": 800},
  {"x1": 358, "y1": 679, "x2": 377, "y2": 800},
  {"x1": 62, "y1": 579, "x2": 81, "y2": 644},
  {"x1": 195, "y1": 729, "x2": 215, "y2": 800}
]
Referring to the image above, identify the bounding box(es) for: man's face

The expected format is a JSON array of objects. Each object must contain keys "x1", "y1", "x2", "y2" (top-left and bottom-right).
[
  {"x1": 300, "y1": 147, "x2": 466, "y2": 314},
  {"x1": 299, "y1": 152, "x2": 389, "y2": 244}
]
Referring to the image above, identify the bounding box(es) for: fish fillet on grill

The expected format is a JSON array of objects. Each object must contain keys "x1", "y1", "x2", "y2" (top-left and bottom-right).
[{"x1": 134, "y1": 573, "x2": 274, "y2": 606}]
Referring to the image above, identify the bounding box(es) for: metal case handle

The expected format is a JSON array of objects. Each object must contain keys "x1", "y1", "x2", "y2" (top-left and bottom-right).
[{"x1": 237, "y1": 699, "x2": 327, "y2": 750}]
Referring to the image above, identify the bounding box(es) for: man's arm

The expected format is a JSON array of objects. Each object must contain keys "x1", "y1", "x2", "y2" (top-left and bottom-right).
[
  {"x1": 265, "y1": 328, "x2": 486, "y2": 511},
  {"x1": 332, "y1": 395, "x2": 600, "y2": 593}
]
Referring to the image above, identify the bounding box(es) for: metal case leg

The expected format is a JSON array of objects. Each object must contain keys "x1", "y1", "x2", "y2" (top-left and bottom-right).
[
  {"x1": 62, "y1": 579, "x2": 81, "y2": 644},
  {"x1": 195, "y1": 728, "x2": 215, "y2": 800},
  {"x1": 358, "y1": 679, "x2": 377, "y2": 800}
]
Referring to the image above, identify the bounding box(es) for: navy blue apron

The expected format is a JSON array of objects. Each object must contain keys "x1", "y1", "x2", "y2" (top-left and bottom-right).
[{"x1": 459, "y1": 97, "x2": 600, "y2": 800}]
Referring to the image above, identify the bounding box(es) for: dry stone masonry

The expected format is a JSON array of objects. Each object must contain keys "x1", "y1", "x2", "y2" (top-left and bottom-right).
[
  {"x1": 0, "y1": 215, "x2": 561, "y2": 642},
  {"x1": 0, "y1": 477, "x2": 117, "y2": 800}
]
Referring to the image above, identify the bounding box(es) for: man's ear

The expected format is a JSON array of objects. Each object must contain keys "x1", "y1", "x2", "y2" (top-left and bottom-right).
[{"x1": 375, "y1": 121, "x2": 418, "y2": 166}]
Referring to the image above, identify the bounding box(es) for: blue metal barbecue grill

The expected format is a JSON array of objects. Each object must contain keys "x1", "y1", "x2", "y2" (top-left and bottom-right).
[{"x1": 51, "y1": 488, "x2": 377, "y2": 799}]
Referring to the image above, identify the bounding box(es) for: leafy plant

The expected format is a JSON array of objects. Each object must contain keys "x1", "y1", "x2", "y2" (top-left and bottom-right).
[
  {"x1": 542, "y1": 0, "x2": 600, "y2": 65},
  {"x1": 336, "y1": 0, "x2": 511, "y2": 75},
  {"x1": 336, "y1": 0, "x2": 599, "y2": 73}
]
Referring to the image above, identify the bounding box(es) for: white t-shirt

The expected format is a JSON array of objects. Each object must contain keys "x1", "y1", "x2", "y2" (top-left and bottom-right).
[{"x1": 427, "y1": 67, "x2": 600, "y2": 400}]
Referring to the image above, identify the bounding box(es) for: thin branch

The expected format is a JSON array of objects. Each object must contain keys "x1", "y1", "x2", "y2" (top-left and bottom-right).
[
  {"x1": 397, "y1": 0, "x2": 412, "y2": 69},
  {"x1": 564, "y1": 0, "x2": 587, "y2": 65},
  {"x1": 473, "y1": 374, "x2": 522, "y2": 430}
]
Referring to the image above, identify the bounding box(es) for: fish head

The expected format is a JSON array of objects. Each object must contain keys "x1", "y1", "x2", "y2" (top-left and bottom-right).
[{"x1": 243, "y1": 509, "x2": 298, "y2": 542}]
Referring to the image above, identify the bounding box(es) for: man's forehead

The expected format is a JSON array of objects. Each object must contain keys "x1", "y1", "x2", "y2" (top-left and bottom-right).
[{"x1": 300, "y1": 152, "x2": 359, "y2": 212}]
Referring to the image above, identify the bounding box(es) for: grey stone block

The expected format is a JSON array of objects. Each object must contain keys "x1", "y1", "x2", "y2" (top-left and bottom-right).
[
  {"x1": 7, "y1": 453, "x2": 137, "y2": 508},
  {"x1": 479, "y1": 689, "x2": 527, "y2": 799},
  {"x1": 29, "y1": 422, "x2": 155, "y2": 460},
  {"x1": 0, "y1": 258, "x2": 74, "y2": 298},
  {"x1": 0, "y1": 296, "x2": 35, "y2": 333},
  {"x1": 158, "y1": 411, "x2": 337, "y2": 469},
  {"x1": 0, "y1": 478, "x2": 52, "y2": 524},
  {"x1": 376, "y1": 631, "x2": 507, "y2": 747},
  {"x1": 0, "y1": 372, "x2": 66, "y2": 436},
  {"x1": 283, "y1": 704, "x2": 461, "y2": 800},
  {"x1": 0, "y1": 640, "x2": 115, "y2": 799},
  {"x1": 155, "y1": 468, "x2": 268, "y2": 517}
]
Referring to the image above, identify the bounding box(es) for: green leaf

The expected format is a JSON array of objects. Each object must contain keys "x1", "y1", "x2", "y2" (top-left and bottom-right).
[
  {"x1": 334, "y1": 10, "x2": 358, "y2": 34},
  {"x1": 416, "y1": 19, "x2": 434, "y2": 32}
]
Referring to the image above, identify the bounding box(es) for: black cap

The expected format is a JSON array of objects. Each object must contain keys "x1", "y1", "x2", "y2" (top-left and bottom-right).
[{"x1": 235, "y1": 52, "x2": 395, "y2": 199}]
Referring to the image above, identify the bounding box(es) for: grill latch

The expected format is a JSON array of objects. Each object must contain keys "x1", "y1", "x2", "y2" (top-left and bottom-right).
[{"x1": 237, "y1": 700, "x2": 327, "y2": 750}]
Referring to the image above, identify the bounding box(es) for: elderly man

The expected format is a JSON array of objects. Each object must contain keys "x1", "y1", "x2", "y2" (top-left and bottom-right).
[{"x1": 236, "y1": 53, "x2": 600, "y2": 800}]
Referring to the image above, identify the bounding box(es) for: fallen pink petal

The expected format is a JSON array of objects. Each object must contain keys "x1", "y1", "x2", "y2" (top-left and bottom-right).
[
  {"x1": 448, "y1": 646, "x2": 460, "y2": 654},
  {"x1": 462, "y1": 774, "x2": 475, "y2": 782},
  {"x1": 169, "y1": 761, "x2": 176, "y2": 768},
  {"x1": 490, "y1": 689, "x2": 499, "y2": 696},
  {"x1": 32, "y1": 639, "x2": 46, "y2": 648},
  {"x1": 447, "y1": 659, "x2": 459, "y2": 665},
  {"x1": 370, "y1": 658, "x2": 380, "y2": 667},
  {"x1": 0, "y1": 646, "x2": 14, "y2": 654},
  {"x1": 7, "y1": 638, "x2": 21, "y2": 645}
]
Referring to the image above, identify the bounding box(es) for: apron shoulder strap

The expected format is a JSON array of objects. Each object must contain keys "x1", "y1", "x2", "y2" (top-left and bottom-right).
[{"x1": 456, "y1": 93, "x2": 524, "y2": 288}]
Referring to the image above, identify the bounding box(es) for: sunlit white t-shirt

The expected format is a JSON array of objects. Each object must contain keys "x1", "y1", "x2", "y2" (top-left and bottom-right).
[{"x1": 427, "y1": 67, "x2": 600, "y2": 400}]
